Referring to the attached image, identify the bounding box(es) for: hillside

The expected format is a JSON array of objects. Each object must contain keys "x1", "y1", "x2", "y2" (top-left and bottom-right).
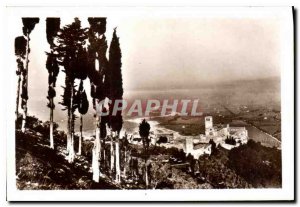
[
  {"x1": 15, "y1": 116, "x2": 118, "y2": 190},
  {"x1": 15, "y1": 115, "x2": 281, "y2": 190}
]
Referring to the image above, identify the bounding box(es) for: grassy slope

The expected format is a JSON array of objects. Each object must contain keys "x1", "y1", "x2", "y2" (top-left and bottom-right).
[{"x1": 16, "y1": 127, "x2": 118, "y2": 190}]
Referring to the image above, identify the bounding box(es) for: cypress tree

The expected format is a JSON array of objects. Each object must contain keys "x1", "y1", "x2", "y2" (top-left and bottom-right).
[
  {"x1": 14, "y1": 36, "x2": 27, "y2": 121},
  {"x1": 87, "y1": 17, "x2": 108, "y2": 182},
  {"x1": 55, "y1": 18, "x2": 88, "y2": 163},
  {"x1": 46, "y1": 17, "x2": 60, "y2": 149},
  {"x1": 139, "y1": 119, "x2": 151, "y2": 188},
  {"x1": 75, "y1": 80, "x2": 89, "y2": 155},
  {"x1": 20, "y1": 18, "x2": 39, "y2": 132},
  {"x1": 108, "y1": 29, "x2": 123, "y2": 183}
]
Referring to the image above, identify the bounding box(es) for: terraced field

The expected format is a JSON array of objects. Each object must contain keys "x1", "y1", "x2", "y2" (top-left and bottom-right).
[{"x1": 246, "y1": 125, "x2": 281, "y2": 149}]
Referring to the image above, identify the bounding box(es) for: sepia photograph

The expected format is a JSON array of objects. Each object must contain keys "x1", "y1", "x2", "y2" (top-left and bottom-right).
[{"x1": 5, "y1": 6, "x2": 294, "y2": 201}]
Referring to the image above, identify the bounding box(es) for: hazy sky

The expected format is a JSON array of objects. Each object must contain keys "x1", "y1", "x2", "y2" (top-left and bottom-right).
[
  {"x1": 10, "y1": 15, "x2": 283, "y2": 121},
  {"x1": 19, "y1": 16, "x2": 281, "y2": 91},
  {"x1": 119, "y1": 18, "x2": 281, "y2": 89}
]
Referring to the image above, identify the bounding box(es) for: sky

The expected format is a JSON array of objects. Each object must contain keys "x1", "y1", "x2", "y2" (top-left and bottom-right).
[
  {"x1": 21, "y1": 16, "x2": 281, "y2": 91},
  {"x1": 117, "y1": 18, "x2": 281, "y2": 90},
  {"x1": 9, "y1": 13, "x2": 284, "y2": 123}
]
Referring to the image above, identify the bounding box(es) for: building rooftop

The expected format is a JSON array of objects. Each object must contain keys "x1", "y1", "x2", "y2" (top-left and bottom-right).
[{"x1": 194, "y1": 143, "x2": 211, "y2": 150}]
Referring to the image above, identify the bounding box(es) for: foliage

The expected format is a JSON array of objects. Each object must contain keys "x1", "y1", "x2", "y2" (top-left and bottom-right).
[
  {"x1": 150, "y1": 162, "x2": 173, "y2": 189},
  {"x1": 75, "y1": 80, "x2": 89, "y2": 115},
  {"x1": 198, "y1": 148, "x2": 251, "y2": 188},
  {"x1": 22, "y1": 18, "x2": 40, "y2": 36},
  {"x1": 209, "y1": 139, "x2": 217, "y2": 154},
  {"x1": 46, "y1": 18, "x2": 61, "y2": 47},
  {"x1": 46, "y1": 18, "x2": 61, "y2": 110},
  {"x1": 139, "y1": 119, "x2": 150, "y2": 141},
  {"x1": 87, "y1": 18, "x2": 108, "y2": 104},
  {"x1": 14, "y1": 36, "x2": 27, "y2": 59},
  {"x1": 46, "y1": 53, "x2": 59, "y2": 109},
  {"x1": 227, "y1": 139, "x2": 282, "y2": 187},
  {"x1": 15, "y1": 58, "x2": 25, "y2": 76},
  {"x1": 55, "y1": 18, "x2": 89, "y2": 148},
  {"x1": 150, "y1": 161, "x2": 211, "y2": 189},
  {"x1": 156, "y1": 136, "x2": 168, "y2": 145},
  {"x1": 139, "y1": 119, "x2": 151, "y2": 160},
  {"x1": 108, "y1": 29, "x2": 123, "y2": 133},
  {"x1": 88, "y1": 18, "x2": 106, "y2": 35},
  {"x1": 55, "y1": 18, "x2": 88, "y2": 79},
  {"x1": 225, "y1": 136, "x2": 236, "y2": 145},
  {"x1": 108, "y1": 29, "x2": 123, "y2": 100}
]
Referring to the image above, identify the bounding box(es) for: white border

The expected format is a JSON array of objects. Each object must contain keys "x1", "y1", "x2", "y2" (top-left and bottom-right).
[{"x1": 4, "y1": 6, "x2": 294, "y2": 201}]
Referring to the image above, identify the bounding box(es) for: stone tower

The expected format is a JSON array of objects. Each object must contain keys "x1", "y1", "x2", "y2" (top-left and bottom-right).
[
  {"x1": 205, "y1": 116, "x2": 213, "y2": 129},
  {"x1": 205, "y1": 116, "x2": 215, "y2": 136}
]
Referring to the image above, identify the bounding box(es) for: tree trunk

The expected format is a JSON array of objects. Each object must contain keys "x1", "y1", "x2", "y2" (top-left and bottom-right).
[
  {"x1": 123, "y1": 148, "x2": 127, "y2": 178},
  {"x1": 95, "y1": 102, "x2": 102, "y2": 156},
  {"x1": 145, "y1": 164, "x2": 149, "y2": 188},
  {"x1": 96, "y1": 125, "x2": 101, "y2": 160},
  {"x1": 103, "y1": 139, "x2": 106, "y2": 169},
  {"x1": 21, "y1": 105, "x2": 27, "y2": 133},
  {"x1": 77, "y1": 114, "x2": 83, "y2": 155},
  {"x1": 16, "y1": 74, "x2": 21, "y2": 121},
  {"x1": 21, "y1": 33, "x2": 30, "y2": 133},
  {"x1": 95, "y1": 127, "x2": 101, "y2": 160},
  {"x1": 66, "y1": 108, "x2": 71, "y2": 153},
  {"x1": 69, "y1": 133, "x2": 75, "y2": 163},
  {"x1": 92, "y1": 101, "x2": 102, "y2": 181},
  {"x1": 67, "y1": 84, "x2": 75, "y2": 163},
  {"x1": 115, "y1": 136, "x2": 120, "y2": 183},
  {"x1": 49, "y1": 98, "x2": 54, "y2": 149},
  {"x1": 66, "y1": 80, "x2": 71, "y2": 155},
  {"x1": 92, "y1": 127, "x2": 100, "y2": 182},
  {"x1": 143, "y1": 138, "x2": 149, "y2": 188},
  {"x1": 110, "y1": 133, "x2": 115, "y2": 173},
  {"x1": 92, "y1": 143, "x2": 99, "y2": 182}
]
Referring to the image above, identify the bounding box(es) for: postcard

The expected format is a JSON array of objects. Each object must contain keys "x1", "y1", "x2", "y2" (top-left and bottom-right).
[{"x1": 5, "y1": 6, "x2": 294, "y2": 201}]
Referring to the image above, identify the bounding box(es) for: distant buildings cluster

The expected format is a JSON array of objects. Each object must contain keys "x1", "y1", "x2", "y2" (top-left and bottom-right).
[
  {"x1": 127, "y1": 116, "x2": 249, "y2": 160},
  {"x1": 184, "y1": 116, "x2": 249, "y2": 159}
]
